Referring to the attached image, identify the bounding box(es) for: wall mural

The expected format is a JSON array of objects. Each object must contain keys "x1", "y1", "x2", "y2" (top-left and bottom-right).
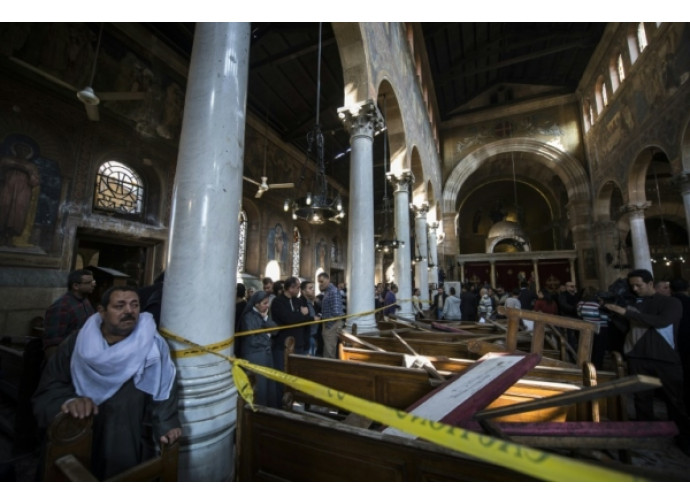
[
  {"x1": 0, "y1": 134, "x2": 60, "y2": 253},
  {"x1": 267, "y1": 222, "x2": 288, "y2": 274},
  {"x1": 315, "y1": 238, "x2": 328, "y2": 272}
]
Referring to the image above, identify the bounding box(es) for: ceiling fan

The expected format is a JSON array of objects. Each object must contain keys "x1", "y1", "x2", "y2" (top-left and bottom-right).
[
  {"x1": 243, "y1": 101, "x2": 294, "y2": 198},
  {"x1": 243, "y1": 175, "x2": 294, "y2": 199},
  {"x1": 9, "y1": 23, "x2": 144, "y2": 121}
]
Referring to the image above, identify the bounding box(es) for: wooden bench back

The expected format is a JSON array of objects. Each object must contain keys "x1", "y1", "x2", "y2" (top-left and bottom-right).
[
  {"x1": 43, "y1": 412, "x2": 178, "y2": 482},
  {"x1": 235, "y1": 399, "x2": 537, "y2": 481},
  {"x1": 284, "y1": 353, "x2": 579, "y2": 422}
]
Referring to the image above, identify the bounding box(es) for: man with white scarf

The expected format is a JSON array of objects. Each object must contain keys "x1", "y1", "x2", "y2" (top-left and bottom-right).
[{"x1": 33, "y1": 285, "x2": 180, "y2": 480}]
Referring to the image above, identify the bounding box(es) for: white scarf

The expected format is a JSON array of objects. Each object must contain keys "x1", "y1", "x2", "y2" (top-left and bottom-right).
[{"x1": 70, "y1": 312, "x2": 176, "y2": 405}]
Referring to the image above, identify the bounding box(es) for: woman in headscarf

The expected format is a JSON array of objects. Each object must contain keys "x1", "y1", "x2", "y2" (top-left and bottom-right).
[{"x1": 238, "y1": 290, "x2": 279, "y2": 407}]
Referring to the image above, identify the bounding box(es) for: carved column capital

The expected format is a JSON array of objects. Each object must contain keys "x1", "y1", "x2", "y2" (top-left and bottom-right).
[
  {"x1": 621, "y1": 201, "x2": 651, "y2": 217},
  {"x1": 338, "y1": 99, "x2": 384, "y2": 139},
  {"x1": 410, "y1": 201, "x2": 429, "y2": 216},
  {"x1": 387, "y1": 170, "x2": 414, "y2": 192},
  {"x1": 428, "y1": 220, "x2": 440, "y2": 231}
]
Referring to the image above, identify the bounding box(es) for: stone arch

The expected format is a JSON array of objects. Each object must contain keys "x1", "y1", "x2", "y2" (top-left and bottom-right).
[
  {"x1": 376, "y1": 79, "x2": 406, "y2": 174},
  {"x1": 332, "y1": 23, "x2": 370, "y2": 106},
  {"x1": 594, "y1": 179, "x2": 624, "y2": 222},
  {"x1": 442, "y1": 138, "x2": 590, "y2": 215},
  {"x1": 627, "y1": 145, "x2": 668, "y2": 205}
]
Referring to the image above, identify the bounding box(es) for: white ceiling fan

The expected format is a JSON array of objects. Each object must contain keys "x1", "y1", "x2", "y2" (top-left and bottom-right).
[
  {"x1": 9, "y1": 23, "x2": 144, "y2": 121},
  {"x1": 244, "y1": 103, "x2": 294, "y2": 198},
  {"x1": 243, "y1": 175, "x2": 294, "y2": 199}
]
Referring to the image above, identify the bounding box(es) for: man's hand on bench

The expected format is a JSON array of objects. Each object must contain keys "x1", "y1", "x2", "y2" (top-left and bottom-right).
[
  {"x1": 61, "y1": 396, "x2": 99, "y2": 419},
  {"x1": 160, "y1": 428, "x2": 182, "y2": 445}
]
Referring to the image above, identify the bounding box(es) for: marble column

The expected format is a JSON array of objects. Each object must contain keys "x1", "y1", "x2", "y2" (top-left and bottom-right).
[
  {"x1": 489, "y1": 260, "x2": 496, "y2": 287},
  {"x1": 676, "y1": 173, "x2": 690, "y2": 246},
  {"x1": 532, "y1": 259, "x2": 540, "y2": 291},
  {"x1": 160, "y1": 23, "x2": 250, "y2": 482},
  {"x1": 387, "y1": 172, "x2": 414, "y2": 319},
  {"x1": 375, "y1": 252, "x2": 384, "y2": 286},
  {"x1": 623, "y1": 202, "x2": 653, "y2": 272},
  {"x1": 428, "y1": 221, "x2": 440, "y2": 294},
  {"x1": 338, "y1": 100, "x2": 384, "y2": 334},
  {"x1": 412, "y1": 202, "x2": 429, "y2": 310}
]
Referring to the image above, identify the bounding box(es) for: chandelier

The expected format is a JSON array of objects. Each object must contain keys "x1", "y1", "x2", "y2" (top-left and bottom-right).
[
  {"x1": 375, "y1": 94, "x2": 400, "y2": 253},
  {"x1": 283, "y1": 23, "x2": 344, "y2": 225},
  {"x1": 650, "y1": 164, "x2": 685, "y2": 266}
]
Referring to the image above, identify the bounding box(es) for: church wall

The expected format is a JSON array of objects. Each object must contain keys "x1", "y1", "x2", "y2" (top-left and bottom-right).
[
  {"x1": 441, "y1": 98, "x2": 586, "y2": 185},
  {"x1": 580, "y1": 22, "x2": 690, "y2": 282},
  {"x1": 582, "y1": 23, "x2": 690, "y2": 188},
  {"x1": 359, "y1": 23, "x2": 442, "y2": 206}
]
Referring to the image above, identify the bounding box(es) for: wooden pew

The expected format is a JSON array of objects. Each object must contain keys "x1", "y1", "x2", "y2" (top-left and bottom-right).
[
  {"x1": 284, "y1": 352, "x2": 581, "y2": 423},
  {"x1": 43, "y1": 412, "x2": 179, "y2": 482},
  {"x1": 497, "y1": 306, "x2": 599, "y2": 366},
  {"x1": 235, "y1": 398, "x2": 538, "y2": 481},
  {"x1": 337, "y1": 346, "x2": 625, "y2": 421}
]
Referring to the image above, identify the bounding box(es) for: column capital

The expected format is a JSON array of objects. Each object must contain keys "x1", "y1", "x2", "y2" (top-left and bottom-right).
[
  {"x1": 410, "y1": 201, "x2": 430, "y2": 216},
  {"x1": 621, "y1": 201, "x2": 651, "y2": 216},
  {"x1": 338, "y1": 99, "x2": 384, "y2": 139},
  {"x1": 387, "y1": 170, "x2": 414, "y2": 191},
  {"x1": 428, "y1": 220, "x2": 440, "y2": 230}
]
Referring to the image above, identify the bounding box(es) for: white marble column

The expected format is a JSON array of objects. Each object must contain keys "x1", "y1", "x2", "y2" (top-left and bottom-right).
[
  {"x1": 428, "y1": 221, "x2": 439, "y2": 294},
  {"x1": 389, "y1": 172, "x2": 414, "y2": 319},
  {"x1": 624, "y1": 203, "x2": 653, "y2": 272},
  {"x1": 160, "y1": 23, "x2": 250, "y2": 482},
  {"x1": 338, "y1": 100, "x2": 384, "y2": 334},
  {"x1": 411, "y1": 202, "x2": 429, "y2": 310}
]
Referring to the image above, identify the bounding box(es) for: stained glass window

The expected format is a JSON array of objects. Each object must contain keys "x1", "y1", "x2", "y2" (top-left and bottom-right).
[
  {"x1": 94, "y1": 160, "x2": 143, "y2": 215},
  {"x1": 617, "y1": 54, "x2": 626, "y2": 83},
  {"x1": 637, "y1": 23, "x2": 648, "y2": 53}
]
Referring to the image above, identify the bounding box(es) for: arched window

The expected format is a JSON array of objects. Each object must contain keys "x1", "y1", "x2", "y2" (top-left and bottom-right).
[
  {"x1": 601, "y1": 81, "x2": 608, "y2": 107},
  {"x1": 617, "y1": 54, "x2": 626, "y2": 85},
  {"x1": 93, "y1": 160, "x2": 144, "y2": 216},
  {"x1": 637, "y1": 22, "x2": 648, "y2": 54},
  {"x1": 238, "y1": 210, "x2": 247, "y2": 274},
  {"x1": 292, "y1": 226, "x2": 301, "y2": 277},
  {"x1": 588, "y1": 102, "x2": 595, "y2": 127}
]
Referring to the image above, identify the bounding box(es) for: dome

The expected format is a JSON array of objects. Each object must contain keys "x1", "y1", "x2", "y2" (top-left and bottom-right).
[
  {"x1": 486, "y1": 219, "x2": 528, "y2": 240},
  {"x1": 485, "y1": 219, "x2": 530, "y2": 253}
]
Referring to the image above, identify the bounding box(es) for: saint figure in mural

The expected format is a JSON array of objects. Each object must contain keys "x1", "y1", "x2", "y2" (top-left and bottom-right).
[
  {"x1": 268, "y1": 223, "x2": 288, "y2": 273},
  {"x1": 0, "y1": 140, "x2": 40, "y2": 245}
]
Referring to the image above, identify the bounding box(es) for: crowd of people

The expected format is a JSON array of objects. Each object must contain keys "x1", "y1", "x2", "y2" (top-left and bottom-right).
[{"x1": 30, "y1": 266, "x2": 690, "y2": 478}]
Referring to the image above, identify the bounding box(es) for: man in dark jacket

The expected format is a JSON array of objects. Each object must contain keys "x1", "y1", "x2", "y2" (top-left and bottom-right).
[
  {"x1": 433, "y1": 286, "x2": 447, "y2": 320},
  {"x1": 604, "y1": 269, "x2": 690, "y2": 454}
]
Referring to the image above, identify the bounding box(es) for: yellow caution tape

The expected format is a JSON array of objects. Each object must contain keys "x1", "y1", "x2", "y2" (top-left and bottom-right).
[{"x1": 160, "y1": 326, "x2": 645, "y2": 482}]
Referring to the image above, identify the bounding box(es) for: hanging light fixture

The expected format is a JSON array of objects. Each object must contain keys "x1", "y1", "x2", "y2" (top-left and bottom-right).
[
  {"x1": 284, "y1": 23, "x2": 344, "y2": 225},
  {"x1": 650, "y1": 164, "x2": 685, "y2": 266},
  {"x1": 375, "y1": 94, "x2": 400, "y2": 253}
]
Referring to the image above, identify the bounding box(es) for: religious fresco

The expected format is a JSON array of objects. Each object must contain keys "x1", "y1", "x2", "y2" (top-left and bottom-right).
[
  {"x1": 0, "y1": 134, "x2": 61, "y2": 254},
  {"x1": 314, "y1": 238, "x2": 328, "y2": 272},
  {"x1": 267, "y1": 222, "x2": 288, "y2": 274}
]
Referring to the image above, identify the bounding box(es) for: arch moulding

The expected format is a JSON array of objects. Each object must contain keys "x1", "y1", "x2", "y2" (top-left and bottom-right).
[{"x1": 442, "y1": 138, "x2": 591, "y2": 215}]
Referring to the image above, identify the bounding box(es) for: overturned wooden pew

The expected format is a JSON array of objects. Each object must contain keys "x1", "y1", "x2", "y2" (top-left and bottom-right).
[{"x1": 284, "y1": 351, "x2": 583, "y2": 422}]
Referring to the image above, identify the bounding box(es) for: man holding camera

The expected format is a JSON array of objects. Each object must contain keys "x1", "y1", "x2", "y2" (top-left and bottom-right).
[{"x1": 604, "y1": 269, "x2": 690, "y2": 453}]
